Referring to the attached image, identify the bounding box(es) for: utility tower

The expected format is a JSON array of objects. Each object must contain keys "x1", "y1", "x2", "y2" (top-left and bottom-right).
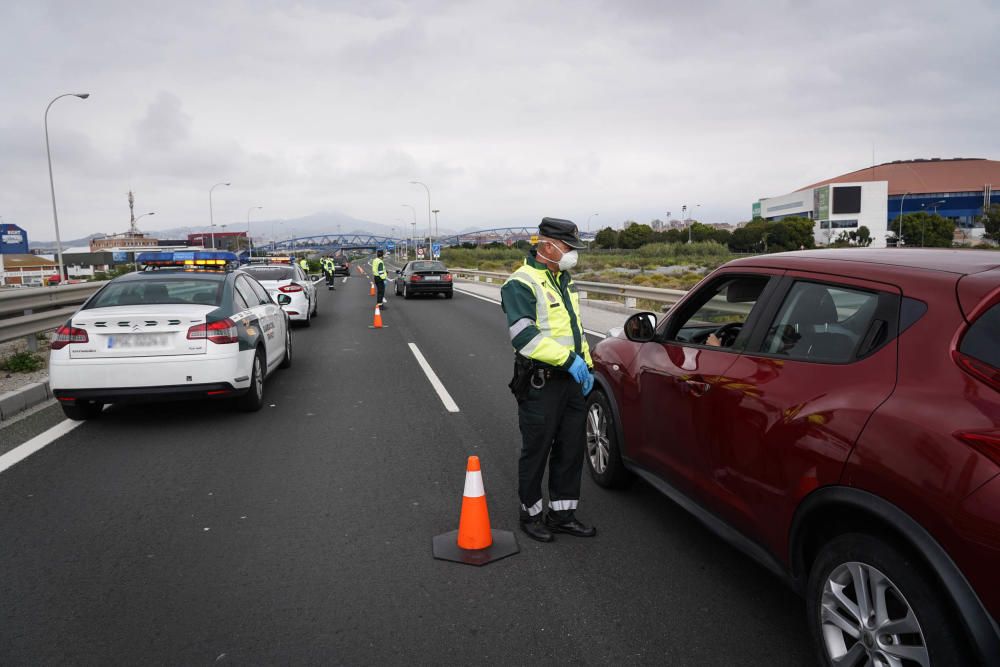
[{"x1": 128, "y1": 190, "x2": 136, "y2": 233}]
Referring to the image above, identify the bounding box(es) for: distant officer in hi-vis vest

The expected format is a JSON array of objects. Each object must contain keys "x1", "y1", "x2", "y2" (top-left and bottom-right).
[{"x1": 501, "y1": 217, "x2": 596, "y2": 543}]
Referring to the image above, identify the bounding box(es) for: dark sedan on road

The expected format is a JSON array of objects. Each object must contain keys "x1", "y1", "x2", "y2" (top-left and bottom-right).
[
  {"x1": 394, "y1": 261, "x2": 453, "y2": 299},
  {"x1": 585, "y1": 249, "x2": 1000, "y2": 666},
  {"x1": 332, "y1": 258, "x2": 350, "y2": 276}
]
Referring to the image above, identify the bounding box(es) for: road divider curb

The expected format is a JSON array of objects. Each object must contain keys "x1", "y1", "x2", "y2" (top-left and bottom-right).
[{"x1": 0, "y1": 380, "x2": 53, "y2": 423}]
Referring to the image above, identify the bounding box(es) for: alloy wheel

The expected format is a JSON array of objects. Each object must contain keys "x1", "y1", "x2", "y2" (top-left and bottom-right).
[
  {"x1": 820, "y1": 561, "x2": 929, "y2": 667},
  {"x1": 586, "y1": 402, "x2": 610, "y2": 474}
]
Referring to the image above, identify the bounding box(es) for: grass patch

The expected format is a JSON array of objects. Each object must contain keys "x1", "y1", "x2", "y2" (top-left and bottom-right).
[{"x1": 1, "y1": 351, "x2": 45, "y2": 373}]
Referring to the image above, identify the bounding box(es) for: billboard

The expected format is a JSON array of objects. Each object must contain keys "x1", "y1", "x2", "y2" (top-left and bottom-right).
[
  {"x1": 814, "y1": 186, "x2": 830, "y2": 221},
  {"x1": 752, "y1": 202, "x2": 761, "y2": 219},
  {"x1": 0, "y1": 224, "x2": 29, "y2": 254}
]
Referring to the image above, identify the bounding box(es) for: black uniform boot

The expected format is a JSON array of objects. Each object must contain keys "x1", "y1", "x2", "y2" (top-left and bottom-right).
[
  {"x1": 519, "y1": 517, "x2": 554, "y2": 543},
  {"x1": 544, "y1": 513, "x2": 596, "y2": 537}
]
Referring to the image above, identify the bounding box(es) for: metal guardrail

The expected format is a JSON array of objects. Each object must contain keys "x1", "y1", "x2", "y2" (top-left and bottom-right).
[
  {"x1": 448, "y1": 268, "x2": 690, "y2": 308},
  {"x1": 0, "y1": 282, "x2": 106, "y2": 347}
]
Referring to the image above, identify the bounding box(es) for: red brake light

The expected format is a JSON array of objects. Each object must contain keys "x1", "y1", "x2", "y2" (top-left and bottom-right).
[
  {"x1": 954, "y1": 351, "x2": 1000, "y2": 393},
  {"x1": 187, "y1": 318, "x2": 238, "y2": 344},
  {"x1": 279, "y1": 283, "x2": 304, "y2": 293},
  {"x1": 443, "y1": 273, "x2": 452, "y2": 282},
  {"x1": 410, "y1": 274, "x2": 422, "y2": 282},
  {"x1": 956, "y1": 430, "x2": 1000, "y2": 467},
  {"x1": 51, "y1": 325, "x2": 88, "y2": 350}
]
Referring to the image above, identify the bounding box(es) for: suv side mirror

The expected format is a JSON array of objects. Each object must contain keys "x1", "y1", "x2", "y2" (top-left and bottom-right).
[
  {"x1": 624, "y1": 312, "x2": 657, "y2": 342},
  {"x1": 395, "y1": 269, "x2": 402, "y2": 275},
  {"x1": 276, "y1": 294, "x2": 292, "y2": 306}
]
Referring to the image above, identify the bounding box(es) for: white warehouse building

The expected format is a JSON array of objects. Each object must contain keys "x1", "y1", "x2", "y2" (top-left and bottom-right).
[{"x1": 754, "y1": 181, "x2": 889, "y2": 248}]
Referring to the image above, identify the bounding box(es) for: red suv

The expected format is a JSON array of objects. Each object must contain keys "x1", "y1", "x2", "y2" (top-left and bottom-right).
[{"x1": 586, "y1": 249, "x2": 1000, "y2": 665}]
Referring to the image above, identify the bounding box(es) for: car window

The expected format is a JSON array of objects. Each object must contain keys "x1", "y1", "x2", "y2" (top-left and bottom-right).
[
  {"x1": 411, "y1": 261, "x2": 445, "y2": 271},
  {"x1": 760, "y1": 281, "x2": 879, "y2": 363},
  {"x1": 667, "y1": 276, "x2": 769, "y2": 348},
  {"x1": 85, "y1": 278, "x2": 223, "y2": 308},
  {"x1": 961, "y1": 301, "x2": 1000, "y2": 370},
  {"x1": 242, "y1": 266, "x2": 297, "y2": 281},
  {"x1": 245, "y1": 276, "x2": 272, "y2": 305},
  {"x1": 235, "y1": 276, "x2": 263, "y2": 307},
  {"x1": 233, "y1": 285, "x2": 251, "y2": 310}
]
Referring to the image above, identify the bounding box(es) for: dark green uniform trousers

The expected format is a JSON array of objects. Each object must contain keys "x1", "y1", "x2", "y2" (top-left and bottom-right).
[{"x1": 517, "y1": 372, "x2": 586, "y2": 522}]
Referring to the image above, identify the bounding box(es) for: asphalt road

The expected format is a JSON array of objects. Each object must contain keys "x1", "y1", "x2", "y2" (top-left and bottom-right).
[{"x1": 0, "y1": 266, "x2": 813, "y2": 665}]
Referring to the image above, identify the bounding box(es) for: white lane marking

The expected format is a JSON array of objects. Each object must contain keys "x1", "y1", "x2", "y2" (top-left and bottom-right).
[
  {"x1": 453, "y1": 287, "x2": 607, "y2": 339},
  {"x1": 342, "y1": 277, "x2": 348, "y2": 283},
  {"x1": 0, "y1": 419, "x2": 84, "y2": 475},
  {"x1": 408, "y1": 343, "x2": 460, "y2": 413}
]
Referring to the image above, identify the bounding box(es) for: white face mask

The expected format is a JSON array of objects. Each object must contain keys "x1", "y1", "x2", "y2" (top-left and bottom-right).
[{"x1": 539, "y1": 243, "x2": 579, "y2": 271}]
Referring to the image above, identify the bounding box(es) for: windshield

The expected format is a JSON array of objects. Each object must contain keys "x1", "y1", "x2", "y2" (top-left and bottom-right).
[
  {"x1": 411, "y1": 261, "x2": 446, "y2": 272},
  {"x1": 86, "y1": 278, "x2": 223, "y2": 308},
  {"x1": 241, "y1": 266, "x2": 297, "y2": 281}
]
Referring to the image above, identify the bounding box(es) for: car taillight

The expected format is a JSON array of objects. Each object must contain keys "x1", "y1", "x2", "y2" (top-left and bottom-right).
[
  {"x1": 51, "y1": 325, "x2": 88, "y2": 350},
  {"x1": 410, "y1": 275, "x2": 422, "y2": 282},
  {"x1": 956, "y1": 430, "x2": 1000, "y2": 467},
  {"x1": 279, "y1": 283, "x2": 304, "y2": 293},
  {"x1": 953, "y1": 351, "x2": 1000, "y2": 393},
  {"x1": 443, "y1": 273, "x2": 452, "y2": 282},
  {"x1": 187, "y1": 318, "x2": 238, "y2": 344}
]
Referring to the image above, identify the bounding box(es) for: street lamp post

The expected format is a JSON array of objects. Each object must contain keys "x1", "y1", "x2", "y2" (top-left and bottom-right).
[
  {"x1": 247, "y1": 205, "x2": 262, "y2": 258},
  {"x1": 402, "y1": 204, "x2": 418, "y2": 259},
  {"x1": 410, "y1": 181, "x2": 433, "y2": 254},
  {"x1": 586, "y1": 213, "x2": 599, "y2": 233},
  {"x1": 897, "y1": 192, "x2": 910, "y2": 246},
  {"x1": 921, "y1": 199, "x2": 946, "y2": 247},
  {"x1": 686, "y1": 204, "x2": 701, "y2": 243},
  {"x1": 208, "y1": 181, "x2": 231, "y2": 249},
  {"x1": 45, "y1": 92, "x2": 90, "y2": 283}
]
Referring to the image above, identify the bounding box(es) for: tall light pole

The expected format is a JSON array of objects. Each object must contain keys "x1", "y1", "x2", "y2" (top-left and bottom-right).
[
  {"x1": 431, "y1": 209, "x2": 440, "y2": 258},
  {"x1": 247, "y1": 205, "x2": 262, "y2": 258},
  {"x1": 208, "y1": 181, "x2": 230, "y2": 249},
  {"x1": 45, "y1": 92, "x2": 89, "y2": 283},
  {"x1": 402, "y1": 203, "x2": 417, "y2": 259},
  {"x1": 134, "y1": 211, "x2": 155, "y2": 227},
  {"x1": 586, "y1": 213, "x2": 599, "y2": 233},
  {"x1": 897, "y1": 192, "x2": 910, "y2": 246},
  {"x1": 921, "y1": 199, "x2": 946, "y2": 247},
  {"x1": 685, "y1": 204, "x2": 701, "y2": 243},
  {"x1": 410, "y1": 180, "x2": 433, "y2": 253}
]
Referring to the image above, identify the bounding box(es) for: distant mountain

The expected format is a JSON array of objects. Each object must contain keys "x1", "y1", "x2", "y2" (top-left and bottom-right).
[{"x1": 29, "y1": 210, "x2": 469, "y2": 247}]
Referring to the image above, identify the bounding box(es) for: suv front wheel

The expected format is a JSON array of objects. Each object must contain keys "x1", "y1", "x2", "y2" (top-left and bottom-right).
[{"x1": 806, "y1": 532, "x2": 971, "y2": 666}]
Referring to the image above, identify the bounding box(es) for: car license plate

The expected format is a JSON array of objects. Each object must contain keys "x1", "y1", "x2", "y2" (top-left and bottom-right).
[
  {"x1": 424, "y1": 276, "x2": 440, "y2": 281},
  {"x1": 107, "y1": 333, "x2": 168, "y2": 349}
]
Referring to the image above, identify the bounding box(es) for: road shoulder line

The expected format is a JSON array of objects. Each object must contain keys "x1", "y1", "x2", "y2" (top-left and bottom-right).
[
  {"x1": 0, "y1": 418, "x2": 82, "y2": 474},
  {"x1": 407, "y1": 343, "x2": 460, "y2": 413}
]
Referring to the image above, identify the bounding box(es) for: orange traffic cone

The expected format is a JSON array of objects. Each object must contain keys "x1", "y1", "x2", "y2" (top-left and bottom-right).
[
  {"x1": 432, "y1": 456, "x2": 519, "y2": 566},
  {"x1": 373, "y1": 304, "x2": 383, "y2": 329},
  {"x1": 369, "y1": 282, "x2": 376, "y2": 296}
]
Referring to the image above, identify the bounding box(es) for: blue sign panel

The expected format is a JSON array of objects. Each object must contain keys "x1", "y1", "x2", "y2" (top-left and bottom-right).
[
  {"x1": 0, "y1": 224, "x2": 29, "y2": 254},
  {"x1": 385, "y1": 241, "x2": 395, "y2": 250},
  {"x1": 432, "y1": 243, "x2": 441, "y2": 257},
  {"x1": 112, "y1": 251, "x2": 129, "y2": 262}
]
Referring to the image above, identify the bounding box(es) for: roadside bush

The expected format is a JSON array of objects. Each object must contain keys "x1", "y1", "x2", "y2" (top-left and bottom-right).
[{"x1": 1, "y1": 351, "x2": 45, "y2": 373}]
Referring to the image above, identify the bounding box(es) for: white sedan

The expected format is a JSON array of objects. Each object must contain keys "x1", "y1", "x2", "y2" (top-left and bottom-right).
[
  {"x1": 50, "y1": 253, "x2": 292, "y2": 420},
  {"x1": 240, "y1": 263, "x2": 318, "y2": 326}
]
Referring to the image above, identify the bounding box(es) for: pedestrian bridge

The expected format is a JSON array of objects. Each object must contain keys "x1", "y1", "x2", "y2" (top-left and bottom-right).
[{"x1": 267, "y1": 227, "x2": 596, "y2": 252}]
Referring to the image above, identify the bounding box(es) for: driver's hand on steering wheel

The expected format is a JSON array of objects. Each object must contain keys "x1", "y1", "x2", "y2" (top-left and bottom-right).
[{"x1": 706, "y1": 333, "x2": 722, "y2": 347}]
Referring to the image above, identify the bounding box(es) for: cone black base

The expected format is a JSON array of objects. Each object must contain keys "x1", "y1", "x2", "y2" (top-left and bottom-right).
[{"x1": 432, "y1": 529, "x2": 520, "y2": 566}]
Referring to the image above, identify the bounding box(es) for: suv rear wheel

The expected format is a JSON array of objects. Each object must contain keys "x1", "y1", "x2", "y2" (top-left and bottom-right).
[
  {"x1": 584, "y1": 390, "x2": 631, "y2": 488},
  {"x1": 807, "y1": 533, "x2": 970, "y2": 666}
]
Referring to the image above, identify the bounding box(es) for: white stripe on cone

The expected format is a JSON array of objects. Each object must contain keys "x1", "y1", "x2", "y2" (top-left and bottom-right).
[{"x1": 463, "y1": 470, "x2": 485, "y2": 498}]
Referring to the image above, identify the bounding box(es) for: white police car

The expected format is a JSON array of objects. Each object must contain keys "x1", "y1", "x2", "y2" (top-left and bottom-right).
[
  {"x1": 239, "y1": 258, "x2": 318, "y2": 326},
  {"x1": 49, "y1": 251, "x2": 292, "y2": 420}
]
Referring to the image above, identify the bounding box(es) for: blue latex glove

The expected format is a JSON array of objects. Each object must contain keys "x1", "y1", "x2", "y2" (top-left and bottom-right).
[
  {"x1": 568, "y1": 355, "x2": 589, "y2": 384},
  {"x1": 582, "y1": 372, "x2": 594, "y2": 396}
]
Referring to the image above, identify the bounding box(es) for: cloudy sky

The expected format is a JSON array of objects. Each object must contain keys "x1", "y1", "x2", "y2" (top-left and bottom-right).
[{"x1": 2, "y1": 0, "x2": 998, "y2": 242}]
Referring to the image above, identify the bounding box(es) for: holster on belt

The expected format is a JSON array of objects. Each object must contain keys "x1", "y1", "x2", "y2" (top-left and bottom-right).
[{"x1": 508, "y1": 354, "x2": 536, "y2": 402}]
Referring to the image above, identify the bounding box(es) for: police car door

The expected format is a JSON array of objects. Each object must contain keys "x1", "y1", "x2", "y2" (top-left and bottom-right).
[
  {"x1": 296, "y1": 265, "x2": 315, "y2": 310},
  {"x1": 240, "y1": 275, "x2": 283, "y2": 370}
]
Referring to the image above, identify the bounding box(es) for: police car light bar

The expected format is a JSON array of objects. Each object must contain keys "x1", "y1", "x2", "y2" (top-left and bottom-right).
[{"x1": 136, "y1": 251, "x2": 240, "y2": 269}]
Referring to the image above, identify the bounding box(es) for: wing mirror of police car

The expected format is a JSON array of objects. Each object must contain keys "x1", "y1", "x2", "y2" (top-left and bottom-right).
[
  {"x1": 395, "y1": 269, "x2": 401, "y2": 275},
  {"x1": 276, "y1": 294, "x2": 292, "y2": 306},
  {"x1": 624, "y1": 312, "x2": 657, "y2": 342}
]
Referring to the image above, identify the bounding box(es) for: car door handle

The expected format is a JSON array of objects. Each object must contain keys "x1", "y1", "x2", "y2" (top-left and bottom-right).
[{"x1": 681, "y1": 379, "x2": 711, "y2": 397}]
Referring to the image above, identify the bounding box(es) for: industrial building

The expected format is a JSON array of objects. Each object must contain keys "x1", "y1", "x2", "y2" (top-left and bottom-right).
[{"x1": 754, "y1": 158, "x2": 1000, "y2": 247}]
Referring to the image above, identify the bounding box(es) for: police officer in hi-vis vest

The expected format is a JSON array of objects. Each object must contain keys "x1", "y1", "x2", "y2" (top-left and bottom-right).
[
  {"x1": 372, "y1": 249, "x2": 388, "y2": 308},
  {"x1": 501, "y1": 218, "x2": 596, "y2": 543}
]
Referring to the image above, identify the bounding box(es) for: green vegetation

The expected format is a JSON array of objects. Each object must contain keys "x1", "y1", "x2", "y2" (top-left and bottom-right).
[
  {"x1": 894, "y1": 212, "x2": 954, "y2": 248},
  {"x1": 983, "y1": 205, "x2": 1000, "y2": 242},
  {"x1": 593, "y1": 216, "x2": 816, "y2": 253},
  {"x1": 1, "y1": 351, "x2": 45, "y2": 373}
]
